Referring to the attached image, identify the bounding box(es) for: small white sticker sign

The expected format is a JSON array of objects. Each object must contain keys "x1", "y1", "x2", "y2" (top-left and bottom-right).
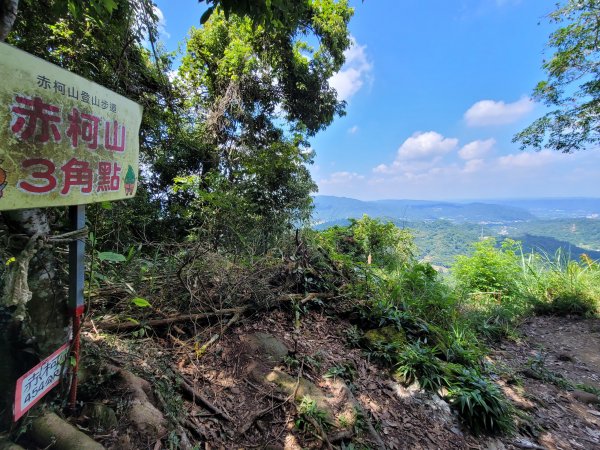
[{"x1": 14, "y1": 342, "x2": 70, "y2": 420}]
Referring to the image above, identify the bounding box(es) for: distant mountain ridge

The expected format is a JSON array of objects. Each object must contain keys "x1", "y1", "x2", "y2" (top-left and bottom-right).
[
  {"x1": 313, "y1": 195, "x2": 600, "y2": 223},
  {"x1": 312, "y1": 196, "x2": 600, "y2": 267},
  {"x1": 313, "y1": 195, "x2": 536, "y2": 223}
]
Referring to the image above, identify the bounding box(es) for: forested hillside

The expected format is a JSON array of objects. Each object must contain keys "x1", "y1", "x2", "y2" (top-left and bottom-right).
[
  {"x1": 314, "y1": 196, "x2": 600, "y2": 267},
  {"x1": 1, "y1": 1, "x2": 600, "y2": 449}
]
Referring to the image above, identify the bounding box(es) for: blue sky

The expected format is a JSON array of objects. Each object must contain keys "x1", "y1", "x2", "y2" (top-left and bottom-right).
[{"x1": 154, "y1": 0, "x2": 600, "y2": 200}]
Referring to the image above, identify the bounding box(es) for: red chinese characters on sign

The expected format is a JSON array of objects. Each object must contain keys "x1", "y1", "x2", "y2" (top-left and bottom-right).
[
  {"x1": 17, "y1": 159, "x2": 57, "y2": 193},
  {"x1": 11, "y1": 96, "x2": 61, "y2": 143},
  {"x1": 18, "y1": 159, "x2": 122, "y2": 196},
  {"x1": 97, "y1": 162, "x2": 121, "y2": 192},
  {"x1": 104, "y1": 120, "x2": 126, "y2": 152},
  {"x1": 10, "y1": 95, "x2": 126, "y2": 152},
  {"x1": 66, "y1": 108, "x2": 100, "y2": 150},
  {"x1": 61, "y1": 158, "x2": 92, "y2": 195}
]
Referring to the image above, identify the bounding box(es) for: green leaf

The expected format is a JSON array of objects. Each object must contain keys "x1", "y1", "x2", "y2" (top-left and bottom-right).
[
  {"x1": 97, "y1": 251, "x2": 126, "y2": 262},
  {"x1": 101, "y1": 0, "x2": 118, "y2": 14},
  {"x1": 200, "y1": 6, "x2": 215, "y2": 24},
  {"x1": 100, "y1": 201, "x2": 113, "y2": 210},
  {"x1": 5, "y1": 257, "x2": 16, "y2": 266},
  {"x1": 131, "y1": 297, "x2": 152, "y2": 308}
]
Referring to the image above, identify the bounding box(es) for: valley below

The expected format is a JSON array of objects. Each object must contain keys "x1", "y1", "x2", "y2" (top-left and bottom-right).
[{"x1": 313, "y1": 196, "x2": 600, "y2": 267}]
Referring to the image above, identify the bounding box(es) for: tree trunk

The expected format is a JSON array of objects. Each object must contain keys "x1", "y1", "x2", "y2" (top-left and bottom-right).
[
  {"x1": 0, "y1": 0, "x2": 18, "y2": 41},
  {"x1": 0, "y1": 209, "x2": 69, "y2": 429},
  {"x1": 0, "y1": 1, "x2": 69, "y2": 430}
]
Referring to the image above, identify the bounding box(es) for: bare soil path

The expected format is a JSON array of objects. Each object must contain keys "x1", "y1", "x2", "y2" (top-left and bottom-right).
[
  {"x1": 79, "y1": 312, "x2": 600, "y2": 449},
  {"x1": 492, "y1": 316, "x2": 600, "y2": 450}
]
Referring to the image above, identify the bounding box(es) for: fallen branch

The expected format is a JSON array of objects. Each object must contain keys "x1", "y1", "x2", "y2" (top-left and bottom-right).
[
  {"x1": 237, "y1": 396, "x2": 286, "y2": 437},
  {"x1": 195, "y1": 309, "x2": 244, "y2": 357},
  {"x1": 278, "y1": 292, "x2": 338, "y2": 305},
  {"x1": 95, "y1": 307, "x2": 243, "y2": 331},
  {"x1": 184, "y1": 417, "x2": 206, "y2": 441},
  {"x1": 171, "y1": 365, "x2": 232, "y2": 422},
  {"x1": 329, "y1": 429, "x2": 354, "y2": 444},
  {"x1": 95, "y1": 292, "x2": 338, "y2": 332},
  {"x1": 306, "y1": 415, "x2": 333, "y2": 450}
]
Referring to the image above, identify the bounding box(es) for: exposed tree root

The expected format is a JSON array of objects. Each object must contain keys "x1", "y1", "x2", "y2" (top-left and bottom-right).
[
  {"x1": 336, "y1": 380, "x2": 386, "y2": 450},
  {"x1": 105, "y1": 364, "x2": 167, "y2": 440},
  {"x1": 28, "y1": 411, "x2": 104, "y2": 450}
]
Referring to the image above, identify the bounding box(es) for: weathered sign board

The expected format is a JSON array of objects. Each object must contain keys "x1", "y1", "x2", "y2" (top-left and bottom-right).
[
  {"x1": 13, "y1": 342, "x2": 70, "y2": 420},
  {"x1": 0, "y1": 41, "x2": 143, "y2": 420},
  {"x1": 0, "y1": 42, "x2": 143, "y2": 211}
]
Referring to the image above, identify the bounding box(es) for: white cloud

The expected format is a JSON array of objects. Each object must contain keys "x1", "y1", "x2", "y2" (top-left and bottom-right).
[
  {"x1": 319, "y1": 171, "x2": 365, "y2": 185},
  {"x1": 458, "y1": 138, "x2": 496, "y2": 160},
  {"x1": 318, "y1": 149, "x2": 600, "y2": 200},
  {"x1": 329, "y1": 38, "x2": 373, "y2": 101},
  {"x1": 153, "y1": 6, "x2": 170, "y2": 39},
  {"x1": 496, "y1": 149, "x2": 560, "y2": 168},
  {"x1": 464, "y1": 97, "x2": 534, "y2": 126},
  {"x1": 463, "y1": 158, "x2": 485, "y2": 173},
  {"x1": 398, "y1": 131, "x2": 459, "y2": 160},
  {"x1": 375, "y1": 131, "x2": 458, "y2": 174},
  {"x1": 348, "y1": 125, "x2": 359, "y2": 134}
]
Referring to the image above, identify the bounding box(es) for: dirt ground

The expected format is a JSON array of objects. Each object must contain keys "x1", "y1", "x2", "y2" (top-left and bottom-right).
[
  {"x1": 180, "y1": 312, "x2": 600, "y2": 450},
  {"x1": 80, "y1": 310, "x2": 600, "y2": 449},
  {"x1": 490, "y1": 316, "x2": 600, "y2": 450},
  {"x1": 173, "y1": 309, "x2": 473, "y2": 449}
]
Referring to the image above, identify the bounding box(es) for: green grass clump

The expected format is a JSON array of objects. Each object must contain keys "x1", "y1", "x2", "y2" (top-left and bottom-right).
[
  {"x1": 394, "y1": 342, "x2": 448, "y2": 391},
  {"x1": 443, "y1": 324, "x2": 485, "y2": 366},
  {"x1": 295, "y1": 396, "x2": 332, "y2": 434},
  {"x1": 520, "y1": 251, "x2": 600, "y2": 317},
  {"x1": 446, "y1": 368, "x2": 515, "y2": 435}
]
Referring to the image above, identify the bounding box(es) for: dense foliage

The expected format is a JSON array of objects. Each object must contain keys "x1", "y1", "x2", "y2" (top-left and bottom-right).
[
  {"x1": 2, "y1": 0, "x2": 600, "y2": 443},
  {"x1": 314, "y1": 216, "x2": 600, "y2": 434},
  {"x1": 515, "y1": 0, "x2": 600, "y2": 152}
]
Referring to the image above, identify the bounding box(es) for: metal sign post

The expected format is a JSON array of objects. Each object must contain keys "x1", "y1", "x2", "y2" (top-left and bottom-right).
[{"x1": 68, "y1": 204, "x2": 85, "y2": 410}]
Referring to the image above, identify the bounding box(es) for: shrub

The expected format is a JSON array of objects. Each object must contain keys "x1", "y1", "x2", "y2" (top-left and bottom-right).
[
  {"x1": 453, "y1": 238, "x2": 521, "y2": 298},
  {"x1": 521, "y1": 254, "x2": 600, "y2": 316},
  {"x1": 318, "y1": 215, "x2": 415, "y2": 273},
  {"x1": 389, "y1": 262, "x2": 458, "y2": 327}
]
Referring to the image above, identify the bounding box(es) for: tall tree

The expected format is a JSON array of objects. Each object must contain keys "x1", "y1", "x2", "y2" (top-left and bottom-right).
[
  {"x1": 514, "y1": 0, "x2": 600, "y2": 152},
  {"x1": 168, "y1": 2, "x2": 353, "y2": 251}
]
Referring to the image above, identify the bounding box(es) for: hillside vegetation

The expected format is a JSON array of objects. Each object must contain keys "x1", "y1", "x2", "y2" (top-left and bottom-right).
[
  {"x1": 20, "y1": 214, "x2": 600, "y2": 448},
  {"x1": 313, "y1": 196, "x2": 600, "y2": 267},
  {"x1": 2, "y1": 1, "x2": 600, "y2": 449}
]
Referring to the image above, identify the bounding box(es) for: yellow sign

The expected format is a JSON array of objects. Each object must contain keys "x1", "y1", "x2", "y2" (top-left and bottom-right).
[{"x1": 0, "y1": 42, "x2": 143, "y2": 211}]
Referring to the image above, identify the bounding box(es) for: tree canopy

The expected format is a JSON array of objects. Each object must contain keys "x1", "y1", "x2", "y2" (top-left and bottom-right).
[
  {"x1": 514, "y1": 0, "x2": 600, "y2": 152},
  {"x1": 4, "y1": 0, "x2": 354, "y2": 250}
]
